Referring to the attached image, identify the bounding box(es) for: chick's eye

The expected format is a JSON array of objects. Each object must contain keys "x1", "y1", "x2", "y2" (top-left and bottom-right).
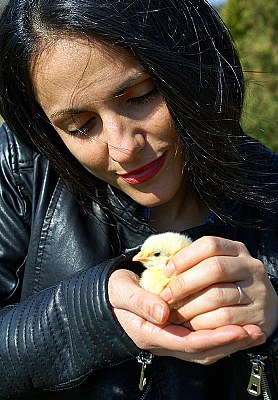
[{"x1": 153, "y1": 252, "x2": 161, "y2": 257}]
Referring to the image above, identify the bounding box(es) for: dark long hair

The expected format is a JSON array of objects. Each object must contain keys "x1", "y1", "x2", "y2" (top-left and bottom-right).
[{"x1": 0, "y1": 0, "x2": 275, "y2": 220}]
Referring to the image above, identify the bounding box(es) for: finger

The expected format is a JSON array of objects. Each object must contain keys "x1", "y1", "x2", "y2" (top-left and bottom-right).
[
  {"x1": 167, "y1": 325, "x2": 266, "y2": 365},
  {"x1": 114, "y1": 308, "x2": 265, "y2": 364},
  {"x1": 163, "y1": 236, "x2": 250, "y2": 277},
  {"x1": 160, "y1": 255, "x2": 250, "y2": 304},
  {"x1": 108, "y1": 269, "x2": 170, "y2": 324},
  {"x1": 180, "y1": 303, "x2": 265, "y2": 331},
  {"x1": 169, "y1": 283, "x2": 251, "y2": 324},
  {"x1": 115, "y1": 309, "x2": 257, "y2": 354},
  {"x1": 151, "y1": 324, "x2": 264, "y2": 356}
]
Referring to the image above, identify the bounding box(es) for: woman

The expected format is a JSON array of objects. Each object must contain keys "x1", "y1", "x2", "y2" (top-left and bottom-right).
[{"x1": 0, "y1": 0, "x2": 277, "y2": 398}]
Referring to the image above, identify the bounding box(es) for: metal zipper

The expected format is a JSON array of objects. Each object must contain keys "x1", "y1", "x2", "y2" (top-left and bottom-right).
[
  {"x1": 136, "y1": 352, "x2": 154, "y2": 391},
  {"x1": 139, "y1": 377, "x2": 153, "y2": 400},
  {"x1": 247, "y1": 353, "x2": 272, "y2": 399}
]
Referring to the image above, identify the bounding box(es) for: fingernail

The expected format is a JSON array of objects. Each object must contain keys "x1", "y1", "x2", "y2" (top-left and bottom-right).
[
  {"x1": 151, "y1": 303, "x2": 165, "y2": 324},
  {"x1": 252, "y1": 333, "x2": 266, "y2": 343},
  {"x1": 164, "y1": 261, "x2": 175, "y2": 277},
  {"x1": 160, "y1": 287, "x2": 173, "y2": 303}
]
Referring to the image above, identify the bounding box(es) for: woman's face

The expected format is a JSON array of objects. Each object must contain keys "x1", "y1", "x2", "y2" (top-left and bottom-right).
[{"x1": 33, "y1": 37, "x2": 188, "y2": 209}]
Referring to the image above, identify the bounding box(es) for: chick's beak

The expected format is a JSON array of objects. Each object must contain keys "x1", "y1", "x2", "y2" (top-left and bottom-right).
[{"x1": 132, "y1": 253, "x2": 150, "y2": 263}]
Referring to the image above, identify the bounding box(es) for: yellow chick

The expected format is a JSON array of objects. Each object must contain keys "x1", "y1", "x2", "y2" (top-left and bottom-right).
[{"x1": 133, "y1": 232, "x2": 192, "y2": 295}]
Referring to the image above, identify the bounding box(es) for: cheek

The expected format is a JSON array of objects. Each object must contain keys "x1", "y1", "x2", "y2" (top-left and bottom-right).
[
  {"x1": 154, "y1": 107, "x2": 178, "y2": 142},
  {"x1": 61, "y1": 137, "x2": 108, "y2": 173},
  {"x1": 81, "y1": 153, "x2": 107, "y2": 173}
]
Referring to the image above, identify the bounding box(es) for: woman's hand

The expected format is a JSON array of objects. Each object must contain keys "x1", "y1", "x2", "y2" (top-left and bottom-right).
[
  {"x1": 108, "y1": 268, "x2": 265, "y2": 365},
  {"x1": 159, "y1": 236, "x2": 278, "y2": 338}
]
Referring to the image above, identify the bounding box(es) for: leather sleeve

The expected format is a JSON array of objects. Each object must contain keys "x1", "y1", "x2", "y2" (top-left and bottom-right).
[{"x1": 0, "y1": 251, "x2": 140, "y2": 398}]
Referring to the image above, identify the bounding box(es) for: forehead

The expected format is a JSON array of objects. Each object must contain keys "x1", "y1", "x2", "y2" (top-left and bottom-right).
[{"x1": 31, "y1": 36, "x2": 144, "y2": 112}]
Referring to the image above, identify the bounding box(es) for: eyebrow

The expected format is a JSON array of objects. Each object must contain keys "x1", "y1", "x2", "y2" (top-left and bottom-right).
[{"x1": 50, "y1": 70, "x2": 148, "y2": 120}]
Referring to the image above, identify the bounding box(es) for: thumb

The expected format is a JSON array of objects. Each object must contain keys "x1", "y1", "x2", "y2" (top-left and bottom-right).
[{"x1": 108, "y1": 269, "x2": 170, "y2": 324}]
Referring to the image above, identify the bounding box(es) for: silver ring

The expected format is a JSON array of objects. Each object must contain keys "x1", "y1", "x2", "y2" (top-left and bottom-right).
[{"x1": 236, "y1": 284, "x2": 243, "y2": 304}]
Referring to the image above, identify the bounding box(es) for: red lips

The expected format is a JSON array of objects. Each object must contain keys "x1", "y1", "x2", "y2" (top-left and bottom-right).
[{"x1": 118, "y1": 153, "x2": 166, "y2": 185}]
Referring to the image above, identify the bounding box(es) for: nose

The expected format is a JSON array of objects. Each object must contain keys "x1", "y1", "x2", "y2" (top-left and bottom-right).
[{"x1": 103, "y1": 113, "x2": 146, "y2": 163}]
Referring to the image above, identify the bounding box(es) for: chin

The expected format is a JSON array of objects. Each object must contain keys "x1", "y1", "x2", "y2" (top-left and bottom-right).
[
  {"x1": 117, "y1": 174, "x2": 185, "y2": 208},
  {"x1": 129, "y1": 191, "x2": 176, "y2": 208}
]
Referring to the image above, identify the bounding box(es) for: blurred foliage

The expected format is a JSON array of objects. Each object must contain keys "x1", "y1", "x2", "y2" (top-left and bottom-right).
[{"x1": 221, "y1": 0, "x2": 278, "y2": 151}]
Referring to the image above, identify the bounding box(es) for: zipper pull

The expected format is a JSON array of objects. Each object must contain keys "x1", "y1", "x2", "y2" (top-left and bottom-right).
[
  {"x1": 247, "y1": 354, "x2": 266, "y2": 397},
  {"x1": 136, "y1": 352, "x2": 153, "y2": 391}
]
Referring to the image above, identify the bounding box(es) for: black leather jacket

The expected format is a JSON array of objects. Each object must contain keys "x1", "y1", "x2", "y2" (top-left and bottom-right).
[{"x1": 0, "y1": 123, "x2": 278, "y2": 400}]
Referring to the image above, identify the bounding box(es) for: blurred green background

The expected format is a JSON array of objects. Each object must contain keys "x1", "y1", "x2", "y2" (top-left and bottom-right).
[
  {"x1": 221, "y1": 0, "x2": 278, "y2": 151},
  {"x1": 0, "y1": 0, "x2": 277, "y2": 150}
]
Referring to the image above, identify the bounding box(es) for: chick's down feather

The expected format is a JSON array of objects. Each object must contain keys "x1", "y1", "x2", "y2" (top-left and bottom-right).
[{"x1": 133, "y1": 232, "x2": 192, "y2": 295}]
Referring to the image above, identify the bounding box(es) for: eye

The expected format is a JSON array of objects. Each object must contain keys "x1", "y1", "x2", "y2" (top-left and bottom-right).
[
  {"x1": 153, "y1": 252, "x2": 161, "y2": 257},
  {"x1": 67, "y1": 117, "x2": 97, "y2": 138},
  {"x1": 128, "y1": 87, "x2": 159, "y2": 105}
]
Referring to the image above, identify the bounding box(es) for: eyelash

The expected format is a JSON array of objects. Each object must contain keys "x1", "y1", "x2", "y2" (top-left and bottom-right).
[
  {"x1": 68, "y1": 122, "x2": 92, "y2": 138},
  {"x1": 128, "y1": 87, "x2": 159, "y2": 105},
  {"x1": 68, "y1": 87, "x2": 160, "y2": 138}
]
